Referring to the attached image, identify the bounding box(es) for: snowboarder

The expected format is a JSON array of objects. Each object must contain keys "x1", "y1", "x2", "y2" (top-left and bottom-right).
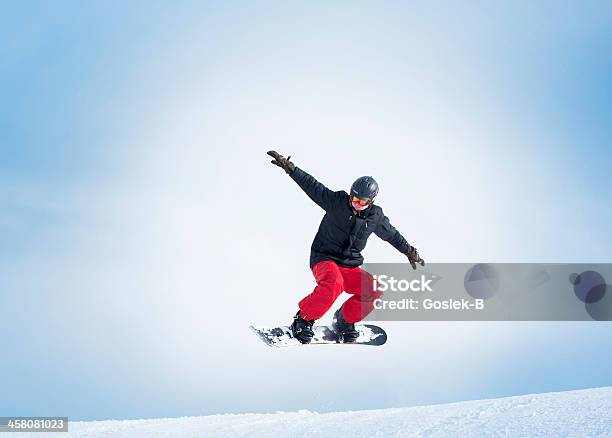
[{"x1": 267, "y1": 150, "x2": 425, "y2": 344}]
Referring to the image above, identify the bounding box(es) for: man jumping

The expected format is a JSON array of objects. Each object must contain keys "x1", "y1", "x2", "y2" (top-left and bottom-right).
[{"x1": 267, "y1": 150, "x2": 425, "y2": 343}]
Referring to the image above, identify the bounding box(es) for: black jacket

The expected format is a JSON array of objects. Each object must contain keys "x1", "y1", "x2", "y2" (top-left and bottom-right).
[{"x1": 290, "y1": 167, "x2": 411, "y2": 268}]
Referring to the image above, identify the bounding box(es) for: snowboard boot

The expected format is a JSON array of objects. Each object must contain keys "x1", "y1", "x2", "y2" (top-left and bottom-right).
[
  {"x1": 290, "y1": 311, "x2": 315, "y2": 344},
  {"x1": 332, "y1": 308, "x2": 360, "y2": 343}
]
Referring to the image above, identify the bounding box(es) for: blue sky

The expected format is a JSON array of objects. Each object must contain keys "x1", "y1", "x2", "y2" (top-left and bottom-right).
[{"x1": 1, "y1": 1, "x2": 612, "y2": 421}]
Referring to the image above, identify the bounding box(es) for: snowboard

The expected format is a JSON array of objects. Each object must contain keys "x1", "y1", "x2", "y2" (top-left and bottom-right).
[{"x1": 250, "y1": 324, "x2": 387, "y2": 347}]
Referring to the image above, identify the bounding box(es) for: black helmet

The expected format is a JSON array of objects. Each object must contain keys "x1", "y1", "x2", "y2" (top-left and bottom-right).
[{"x1": 350, "y1": 176, "x2": 379, "y2": 201}]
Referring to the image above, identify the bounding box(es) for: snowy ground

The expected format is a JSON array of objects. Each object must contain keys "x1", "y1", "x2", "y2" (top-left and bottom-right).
[{"x1": 10, "y1": 387, "x2": 612, "y2": 437}]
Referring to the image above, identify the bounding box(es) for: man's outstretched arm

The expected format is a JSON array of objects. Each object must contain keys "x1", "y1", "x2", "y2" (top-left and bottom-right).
[
  {"x1": 267, "y1": 150, "x2": 335, "y2": 210},
  {"x1": 374, "y1": 214, "x2": 425, "y2": 269}
]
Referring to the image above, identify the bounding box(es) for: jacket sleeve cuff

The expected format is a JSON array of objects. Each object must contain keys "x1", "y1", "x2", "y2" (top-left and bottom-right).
[{"x1": 289, "y1": 166, "x2": 303, "y2": 179}]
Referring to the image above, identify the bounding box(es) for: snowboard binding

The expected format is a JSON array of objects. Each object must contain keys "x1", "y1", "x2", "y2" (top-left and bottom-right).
[
  {"x1": 290, "y1": 311, "x2": 315, "y2": 344},
  {"x1": 332, "y1": 308, "x2": 360, "y2": 343}
]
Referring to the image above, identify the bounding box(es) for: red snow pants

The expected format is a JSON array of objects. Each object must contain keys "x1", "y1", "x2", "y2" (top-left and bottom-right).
[{"x1": 298, "y1": 260, "x2": 382, "y2": 323}]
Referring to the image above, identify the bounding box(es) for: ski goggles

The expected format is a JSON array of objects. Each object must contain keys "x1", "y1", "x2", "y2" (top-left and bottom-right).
[{"x1": 350, "y1": 195, "x2": 372, "y2": 206}]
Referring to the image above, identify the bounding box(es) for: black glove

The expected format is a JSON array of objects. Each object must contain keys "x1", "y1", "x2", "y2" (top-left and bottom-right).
[
  {"x1": 406, "y1": 245, "x2": 425, "y2": 270},
  {"x1": 267, "y1": 150, "x2": 296, "y2": 174}
]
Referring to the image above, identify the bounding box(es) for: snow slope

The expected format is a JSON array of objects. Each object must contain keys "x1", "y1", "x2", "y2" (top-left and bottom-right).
[{"x1": 12, "y1": 387, "x2": 612, "y2": 437}]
